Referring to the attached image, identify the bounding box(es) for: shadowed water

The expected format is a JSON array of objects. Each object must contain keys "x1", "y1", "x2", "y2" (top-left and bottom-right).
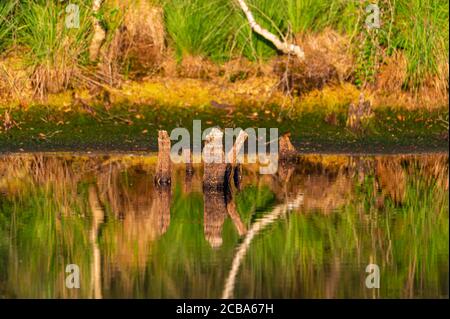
[{"x1": 0, "y1": 153, "x2": 448, "y2": 298}]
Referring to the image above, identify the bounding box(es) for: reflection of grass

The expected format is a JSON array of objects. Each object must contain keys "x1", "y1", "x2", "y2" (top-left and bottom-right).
[
  {"x1": 120, "y1": 182, "x2": 276, "y2": 298},
  {"x1": 0, "y1": 154, "x2": 447, "y2": 298},
  {"x1": 0, "y1": 185, "x2": 92, "y2": 298},
  {"x1": 236, "y1": 164, "x2": 449, "y2": 298}
]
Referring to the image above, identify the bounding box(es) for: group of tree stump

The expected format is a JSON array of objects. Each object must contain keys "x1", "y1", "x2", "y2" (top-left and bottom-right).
[{"x1": 153, "y1": 128, "x2": 298, "y2": 248}]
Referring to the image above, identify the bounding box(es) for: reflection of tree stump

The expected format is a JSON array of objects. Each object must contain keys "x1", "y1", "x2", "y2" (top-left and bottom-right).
[
  {"x1": 203, "y1": 189, "x2": 227, "y2": 248},
  {"x1": 183, "y1": 169, "x2": 193, "y2": 194},
  {"x1": 183, "y1": 148, "x2": 194, "y2": 176},
  {"x1": 154, "y1": 130, "x2": 171, "y2": 185},
  {"x1": 232, "y1": 164, "x2": 243, "y2": 190},
  {"x1": 151, "y1": 184, "x2": 171, "y2": 236},
  {"x1": 277, "y1": 161, "x2": 295, "y2": 183},
  {"x1": 202, "y1": 128, "x2": 249, "y2": 247},
  {"x1": 273, "y1": 161, "x2": 296, "y2": 203},
  {"x1": 88, "y1": 185, "x2": 104, "y2": 299}
]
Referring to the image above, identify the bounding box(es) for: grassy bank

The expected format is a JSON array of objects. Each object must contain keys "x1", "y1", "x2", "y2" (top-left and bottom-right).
[
  {"x1": 0, "y1": 0, "x2": 448, "y2": 107},
  {"x1": 0, "y1": 1, "x2": 448, "y2": 152},
  {"x1": 0, "y1": 98, "x2": 447, "y2": 153}
]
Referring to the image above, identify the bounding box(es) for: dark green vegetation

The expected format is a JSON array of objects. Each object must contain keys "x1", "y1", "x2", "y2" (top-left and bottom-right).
[
  {"x1": 0, "y1": 0, "x2": 448, "y2": 91},
  {"x1": 166, "y1": 0, "x2": 449, "y2": 89},
  {"x1": 0, "y1": 104, "x2": 448, "y2": 153},
  {"x1": 1, "y1": 1, "x2": 448, "y2": 152},
  {"x1": 0, "y1": 154, "x2": 447, "y2": 298}
]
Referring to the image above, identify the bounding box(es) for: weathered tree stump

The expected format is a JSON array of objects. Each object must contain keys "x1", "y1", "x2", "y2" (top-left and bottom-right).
[
  {"x1": 202, "y1": 128, "x2": 248, "y2": 190},
  {"x1": 279, "y1": 132, "x2": 297, "y2": 162},
  {"x1": 202, "y1": 128, "x2": 227, "y2": 189},
  {"x1": 154, "y1": 130, "x2": 171, "y2": 185}
]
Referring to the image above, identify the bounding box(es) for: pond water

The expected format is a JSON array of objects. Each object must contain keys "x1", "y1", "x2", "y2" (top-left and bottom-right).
[{"x1": 0, "y1": 153, "x2": 448, "y2": 298}]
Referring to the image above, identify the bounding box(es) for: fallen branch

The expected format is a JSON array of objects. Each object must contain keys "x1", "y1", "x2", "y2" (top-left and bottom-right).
[{"x1": 236, "y1": 0, "x2": 304, "y2": 60}]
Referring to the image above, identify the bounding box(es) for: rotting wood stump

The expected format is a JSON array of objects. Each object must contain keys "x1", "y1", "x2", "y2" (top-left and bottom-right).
[
  {"x1": 202, "y1": 128, "x2": 227, "y2": 189},
  {"x1": 202, "y1": 128, "x2": 248, "y2": 190},
  {"x1": 154, "y1": 130, "x2": 171, "y2": 185},
  {"x1": 279, "y1": 132, "x2": 298, "y2": 163}
]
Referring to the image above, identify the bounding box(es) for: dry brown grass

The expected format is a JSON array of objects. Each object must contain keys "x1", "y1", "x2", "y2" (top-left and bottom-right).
[
  {"x1": 96, "y1": 0, "x2": 166, "y2": 85},
  {"x1": 118, "y1": 1, "x2": 165, "y2": 77},
  {"x1": 375, "y1": 158, "x2": 406, "y2": 205},
  {"x1": 0, "y1": 51, "x2": 33, "y2": 105},
  {"x1": 176, "y1": 54, "x2": 218, "y2": 79},
  {"x1": 273, "y1": 30, "x2": 353, "y2": 96},
  {"x1": 374, "y1": 50, "x2": 449, "y2": 110},
  {"x1": 296, "y1": 29, "x2": 354, "y2": 82},
  {"x1": 31, "y1": 58, "x2": 80, "y2": 98},
  {"x1": 376, "y1": 51, "x2": 408, "y2": 93},
  {"x1": 0, "y1": 24, "x2": 447, "y2": 110}
]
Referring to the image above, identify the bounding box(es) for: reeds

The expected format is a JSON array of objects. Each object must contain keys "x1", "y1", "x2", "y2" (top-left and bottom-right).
[
  {"x1": 0, "y1": 0, "x2": 448, "y2": 97},
  {"x1": 18, "y1": 0, "x2": 91, "y2": 97}
]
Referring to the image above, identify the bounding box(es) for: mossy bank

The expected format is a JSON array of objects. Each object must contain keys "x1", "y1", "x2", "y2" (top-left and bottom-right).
[{"x1": 1, "y1": 97, "x2": 447, "y2": 153}]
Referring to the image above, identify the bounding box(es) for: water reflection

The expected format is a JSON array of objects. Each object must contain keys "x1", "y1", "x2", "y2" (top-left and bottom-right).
[{"x1": 0, "y1": 153, "x2": 448, "y2": 298}]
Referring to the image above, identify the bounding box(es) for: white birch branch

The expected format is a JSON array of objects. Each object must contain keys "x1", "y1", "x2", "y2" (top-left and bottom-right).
[{"x1": 236, "y1": 0, "x2": 305, "y2": 60}]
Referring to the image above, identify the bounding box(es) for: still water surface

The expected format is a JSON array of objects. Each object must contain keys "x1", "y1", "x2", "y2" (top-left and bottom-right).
[{"x1": 0, "y1": 153, "x2": 448, "y2": 298}]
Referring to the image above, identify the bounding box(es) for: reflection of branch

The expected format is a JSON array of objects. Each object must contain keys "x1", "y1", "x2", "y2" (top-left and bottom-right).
[
  {"x1": 88, "y1": 186, "x2": 104, "y2": 299},
  {"x1": 222, "y1": 192, "x2": 303, "y2": 299},
  {"x1": 226, "y1": 200, "x2": 247, "y2": 236}
]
